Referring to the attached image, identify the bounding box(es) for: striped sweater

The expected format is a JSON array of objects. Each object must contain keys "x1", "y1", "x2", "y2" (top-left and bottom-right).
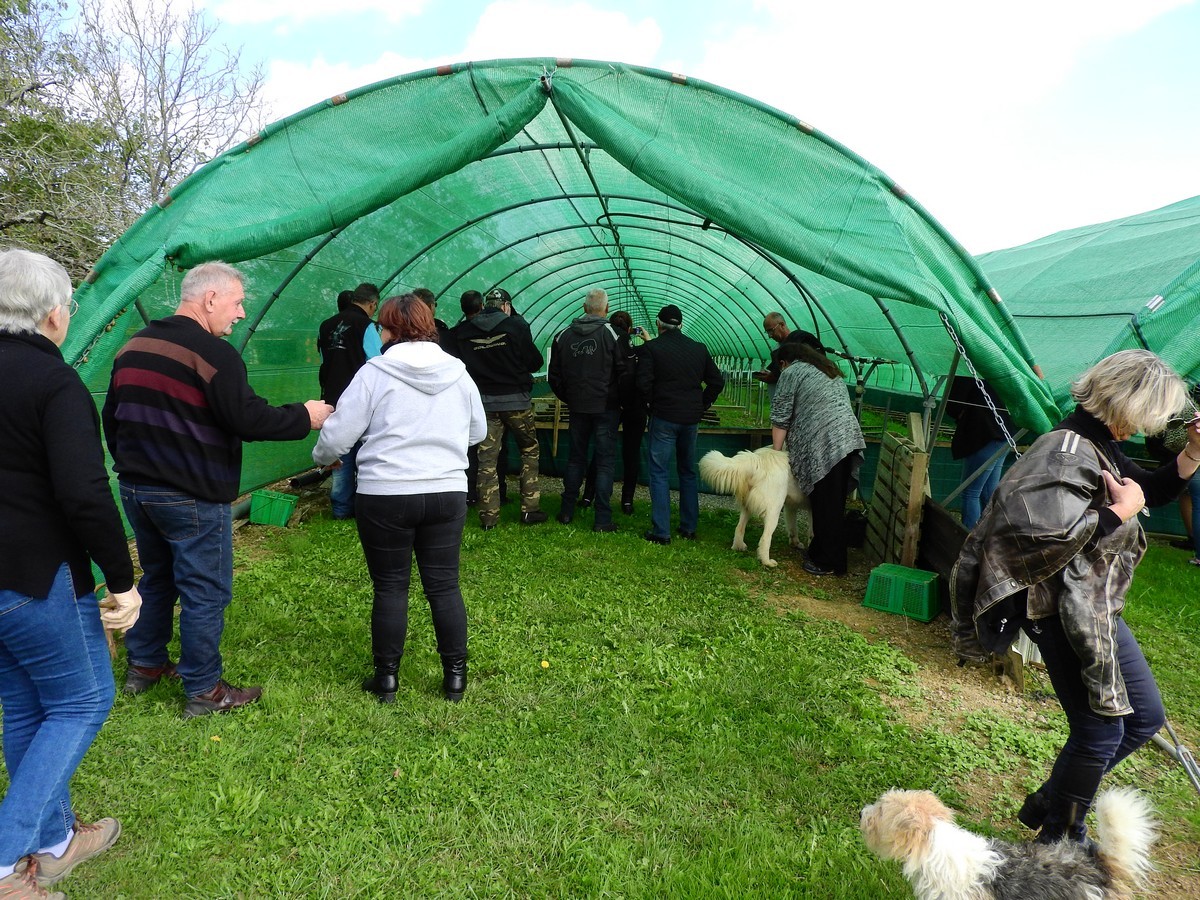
[{"x1": 103, "y1": 316, "x2": 310, "y2": 503}]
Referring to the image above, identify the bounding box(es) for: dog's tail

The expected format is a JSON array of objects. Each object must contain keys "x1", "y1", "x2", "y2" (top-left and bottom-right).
[
  {"x1": 1093, "y1": 787, "x2": 1156, "y2": 891},
  {"x1": 698, "y1": 450, "x2": 752, "y2": 497}
]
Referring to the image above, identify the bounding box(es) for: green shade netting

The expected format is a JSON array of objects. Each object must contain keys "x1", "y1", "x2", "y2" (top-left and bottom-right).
[
  {"x1": 71, "y1": 59, "x2": 1058, "y2": 493},
  {"x1": 978, "y1": 194, "x2": 1200, "y2": 412}
]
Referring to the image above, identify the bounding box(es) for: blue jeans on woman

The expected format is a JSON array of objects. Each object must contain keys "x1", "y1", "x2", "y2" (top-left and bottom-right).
[
  {"x1": 354, "y1": 492, "x2": 468, "y2": 665},
  {"x1": 960, "y1": 439, "x2": 1007, "y2": 529},
  {"x1": 0, "y1": 564, "x2": 115, "y2": 867},
  {"x1": 1024, "y1": 614, "x2": 1164, "y2": 838},
  {"x1": 120, "y1": 482, "x2": 233, "y2": 697},
  {"x1": 1189, "y1": 473, "x2": 1200, "y2": 560}
]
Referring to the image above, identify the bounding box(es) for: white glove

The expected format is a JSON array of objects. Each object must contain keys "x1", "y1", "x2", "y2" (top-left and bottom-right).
[{"x1": 100, "y1": 587, "x2": 142, "y2": 633}]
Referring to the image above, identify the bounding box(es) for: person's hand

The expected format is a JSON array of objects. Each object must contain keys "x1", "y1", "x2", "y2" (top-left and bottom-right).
[
  {"x1": 305, "y1": 400, "x2": 334, "y2": 429},
  {"x1": 752, "y1": 370, "x2": 769, "y2": 383},
  {"x1": 100, "y1": 587, "x2": 142, "y2": 633},
  {"x1": 1102, "y1": 470, "x2": 1145, "y2": 522}
]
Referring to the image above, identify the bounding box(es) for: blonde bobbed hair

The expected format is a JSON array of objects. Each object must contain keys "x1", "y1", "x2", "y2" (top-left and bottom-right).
[{"x1": 1070, "y1": 349, "x2": 1187, "y2": 437}]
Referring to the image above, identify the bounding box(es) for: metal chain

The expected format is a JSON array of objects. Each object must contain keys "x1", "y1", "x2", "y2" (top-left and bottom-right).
[{"x1": 940, "y1": 312, "x2": 1022, "y2": 458}]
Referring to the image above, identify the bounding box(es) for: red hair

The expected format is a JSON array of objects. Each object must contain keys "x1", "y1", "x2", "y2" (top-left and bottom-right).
[{"x1": 377, "y1": 294, "x2": 438, "y2": 344}]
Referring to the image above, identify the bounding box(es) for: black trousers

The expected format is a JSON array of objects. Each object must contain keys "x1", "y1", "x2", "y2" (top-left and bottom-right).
[
  {"x1": 806, "y1": 453, "x2": 855, "y2": 574},
  {"x1": 355, "y1": 492, "x2": 468, "y2": 664}
]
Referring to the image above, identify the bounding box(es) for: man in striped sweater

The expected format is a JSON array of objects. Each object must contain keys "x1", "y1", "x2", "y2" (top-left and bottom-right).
[{"x1": 103, "y1": 262, "x2": 333, "y2": 719}]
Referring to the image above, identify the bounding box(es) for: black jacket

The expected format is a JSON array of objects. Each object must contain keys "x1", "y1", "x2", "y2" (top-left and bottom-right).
[
  {"x1": 548, "y1": 314, "x2": 624, "y2": 414},
  {"x1": 945, "y1": 376, "x2": 1014, "y2": 460},
  {"x1": 317, "y1": 304, "x2": 375, "y2": 404},
  {"x1": 452, "y1": 309, "x2": 544, "y2": 403},
  {"x1": 1, "y1": 331, "x2": 134, "y2": 598},
  {"x1": 637, "y1": 329, "x2": 724, "y2": 424}
]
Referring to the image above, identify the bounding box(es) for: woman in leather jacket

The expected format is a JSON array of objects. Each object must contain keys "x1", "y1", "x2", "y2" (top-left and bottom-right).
[{"x1": 952, "y1": 350, "x2": 1200, "y2": 846}]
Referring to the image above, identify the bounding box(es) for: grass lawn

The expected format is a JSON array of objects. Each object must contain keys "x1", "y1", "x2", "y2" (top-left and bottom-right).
[{"x1": 13, "y1": 492, "x2": 1200, "y2": 898}]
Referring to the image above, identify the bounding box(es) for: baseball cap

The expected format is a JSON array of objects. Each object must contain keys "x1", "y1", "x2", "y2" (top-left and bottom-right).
[
  {"x1": 657, "y1": 304, "x2": 683, "y2": 326},
  {"x1": 485, "y1": 288, "x2": 511, "y2": 306}
]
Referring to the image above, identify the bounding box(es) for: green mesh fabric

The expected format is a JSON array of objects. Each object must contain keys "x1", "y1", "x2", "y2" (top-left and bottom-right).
[
  {"x1": 71, "y1": 59, "x2": 1059, "y2": 494},
  {"x1": 979, "y1": 194, "x2": 1200, "y2": 412}
]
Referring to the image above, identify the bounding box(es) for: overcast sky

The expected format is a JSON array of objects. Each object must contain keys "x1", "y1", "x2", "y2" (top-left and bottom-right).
[{"x1": 193, "y1": 0, "x2": 1200, "y2": 254}]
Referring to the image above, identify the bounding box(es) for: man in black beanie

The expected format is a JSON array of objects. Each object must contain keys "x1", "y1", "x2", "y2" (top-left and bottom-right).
[{"x1": 636, "y1": 304, "x2": 724, "y2": 544}]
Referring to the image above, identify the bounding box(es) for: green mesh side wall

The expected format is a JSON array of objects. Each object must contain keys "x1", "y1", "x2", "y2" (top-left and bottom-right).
[
  {"x1": 979, "y1": 194, "x2": 1200, "y2": 412},
  {"x1": 70, "y1": 58, "x2": 1059, "y2": 496}
]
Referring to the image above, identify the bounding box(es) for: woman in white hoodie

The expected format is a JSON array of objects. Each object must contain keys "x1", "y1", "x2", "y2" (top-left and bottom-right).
[{"x1": 314, "y1": 295, "x2": 486, "y2": 702}]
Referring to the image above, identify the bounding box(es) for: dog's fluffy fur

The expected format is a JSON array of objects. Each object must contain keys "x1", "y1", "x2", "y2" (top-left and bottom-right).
[
  {"x1": 860, "y1": 787, "x2": 1156, "y2": 900},
  {"x1": 698, "y1": 447, "x2": 808, "y2": 567}
]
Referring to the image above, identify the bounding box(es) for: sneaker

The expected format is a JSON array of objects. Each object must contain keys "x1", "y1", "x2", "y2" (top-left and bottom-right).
[
  {"x1": 556, "y1": 512, "x2": 573, "y2": 525},
  {"x1": 802, "y1": 559, "x2": 835, "y2": 576},
  {"x1": 593, "y1": 523, "x2": 617, "y2": 533},
  {"x1": 677, "y1": 530, "x2": 697, "y2": 541},
  {"x1": 520, "y1": 510, "x2": 548, "y2": 525},
  {"x1": 124, "y1": 662, "x2": 178, "y2": 694},
  {"x1": 1189, "y1": 557, "x2": 1200, "y2": 568},
  {"x1": 1, "y1": 860, "x2": 65, "y2": 898},
  {"x1": 578, "y1": 498, "x2": 593, "y2": 509},
  {"x1": 24, "y1": 818, "x2": 120, "y2": 887},
  {"x1": 621, "y1": 501, "x2": 634, "y2": 515},
  {"x1": 643, "y1": 531, "x2": 670, "y2": 545},
  {"x1": 183, "y1": 680, "x2": 263, "y2": 719}
]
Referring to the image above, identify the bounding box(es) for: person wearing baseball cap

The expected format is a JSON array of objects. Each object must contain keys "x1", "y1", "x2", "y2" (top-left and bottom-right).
[{"x1": 636, "y1": 304, "x2": 725, "y2": 544}]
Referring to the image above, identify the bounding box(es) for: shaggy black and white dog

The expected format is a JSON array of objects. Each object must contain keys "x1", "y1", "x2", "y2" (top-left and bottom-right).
[{"x1": 860, "y1": 787, "x2": 1155, "y2": 900}]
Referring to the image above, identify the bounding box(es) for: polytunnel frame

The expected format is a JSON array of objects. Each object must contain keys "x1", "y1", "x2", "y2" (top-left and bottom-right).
[
  {"x1": 369, "y1": 189, "x2": 867, "y2": 379},
  {"x1": 431, "y1": 224, "x2": 773, "y2": 351},
  {"x1": 73, "y1": 56, "x2": 1053, "y2": 452}
]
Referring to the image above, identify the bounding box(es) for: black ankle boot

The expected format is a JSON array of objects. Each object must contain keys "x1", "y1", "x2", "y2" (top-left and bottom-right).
[
  {"x1": 1018, "y1": 788, "x2": 1049, "y2": 829},
  {"x1": 442, "y1": 656, "x2": 467, "y2": 702},
  {"x1": 362, "y1": 659, "x2": 399, "y2": 703}
]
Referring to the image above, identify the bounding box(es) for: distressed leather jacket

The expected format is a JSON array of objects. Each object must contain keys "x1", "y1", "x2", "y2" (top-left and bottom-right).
[{"x1": 951, "y1": 408, "x2": 1185, "y2": 716}]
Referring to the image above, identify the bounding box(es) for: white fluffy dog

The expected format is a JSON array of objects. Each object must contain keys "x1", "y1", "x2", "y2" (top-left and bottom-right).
[
  {"x1": 860, "y1": 787, "x2": 1156, "y2": 900},
  {"x1": 698, "y1": 447, "x2": 808, "y2": 567}
]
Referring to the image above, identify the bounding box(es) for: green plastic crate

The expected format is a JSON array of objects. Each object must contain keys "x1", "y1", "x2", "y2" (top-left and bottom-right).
[
  {"x1": 863, "y1": 563, "x2": 940, "y2": 623},
  {"x1": 249, "y1": 489, "x2": 297, "y2": 527}
]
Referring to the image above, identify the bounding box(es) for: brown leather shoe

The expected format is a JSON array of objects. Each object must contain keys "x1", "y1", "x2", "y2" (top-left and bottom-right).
[
  {"x1": 0, "y1": 859, "x2": 65, "y2": 899},
  {"x1": 20, "y1": 818, "x2": 120, "y2": 887},
  {"x1": 183, "y1": 680, "x2": 263, "y2": 719},
  {"x1": 124, "y1": 662, "x2": 179, "y2": 694}
]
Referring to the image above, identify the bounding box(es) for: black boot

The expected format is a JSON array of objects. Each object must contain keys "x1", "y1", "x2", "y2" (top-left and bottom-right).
[
  {"x1": 442, "y1": 655, "x2": 467, "y2": 702},
  {"x1": 1036, "y1": 800, "x2": 1095, "y2": 854},
  {"x1": 1018, "y1": 788, "x2": 1049, "y2": 829},
  {"x1": 362, "y1": 658, "x2": 399, "y2": 703}
]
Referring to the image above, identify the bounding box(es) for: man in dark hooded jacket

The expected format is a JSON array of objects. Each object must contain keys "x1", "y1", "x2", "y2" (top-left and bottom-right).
[
  {"x1": 549, "y1": 288, "x2": 625, "y2": 531},
  {"x1": 454, "y1": 287, "x2": 547, "y2": 529}
]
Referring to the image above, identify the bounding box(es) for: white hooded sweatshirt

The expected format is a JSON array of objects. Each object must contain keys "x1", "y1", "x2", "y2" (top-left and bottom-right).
[{"x1": 313, "y1": 341, "x2": 487, "y2": 495}]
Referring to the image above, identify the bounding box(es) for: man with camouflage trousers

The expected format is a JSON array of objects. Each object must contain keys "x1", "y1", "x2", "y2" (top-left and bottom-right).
[{"x1": 454, "y1": 288, "x2": 547, "y2": 529}]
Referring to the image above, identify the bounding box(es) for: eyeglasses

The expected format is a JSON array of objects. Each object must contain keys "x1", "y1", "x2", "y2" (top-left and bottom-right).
[{"x1": 63, "y1": 298, "x2": 79, "y2": 317}]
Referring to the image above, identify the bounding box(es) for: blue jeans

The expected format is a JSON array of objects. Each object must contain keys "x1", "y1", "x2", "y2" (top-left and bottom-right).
[
  {"x1": 960, "y1": 439, "x2": 1007, "y2": 529},
  {"x1": 120, "y1": 482, "x2": 233, "y2": 697},
  {"x1": 647, "y1": 417, "x2": 699, "y2": 539},
  {"x1": 1024, "y1": 615, "x2": 1164, "y2": 834},
  {"x1": 355, "y1": 492, "x2": 468, "y2": 664},
  {"x1": 562, "y1": 410, "x2": 619, "y2": 524},
  {"x1": 0, "y1": 564, "x2": 115, "y2": 867},
  {"x1": 330, "y1": 442, "x2": 361, "y2": 519},
  {"x1": 1189, "y1": 473, "x2": 1200, "y2": 559}
]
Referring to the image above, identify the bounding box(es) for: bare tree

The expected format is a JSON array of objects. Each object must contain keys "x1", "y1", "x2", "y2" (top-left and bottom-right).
[
  {"x1": 76, "y1": 0, "x2": 267, "y2": 216},
  {"x1": 0, "y1": 0, "x2": 117, "y2": 275}
]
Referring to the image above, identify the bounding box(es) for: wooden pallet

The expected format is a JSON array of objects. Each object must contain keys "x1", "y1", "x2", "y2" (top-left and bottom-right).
[{"x1": 865, "y1": 426, "x2": 930, "y2": 567}]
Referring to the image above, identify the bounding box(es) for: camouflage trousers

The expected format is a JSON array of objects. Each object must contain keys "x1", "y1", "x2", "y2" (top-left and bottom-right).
[{"x1": 478, "y1": 408, "x2": 540, "y2": 526}]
